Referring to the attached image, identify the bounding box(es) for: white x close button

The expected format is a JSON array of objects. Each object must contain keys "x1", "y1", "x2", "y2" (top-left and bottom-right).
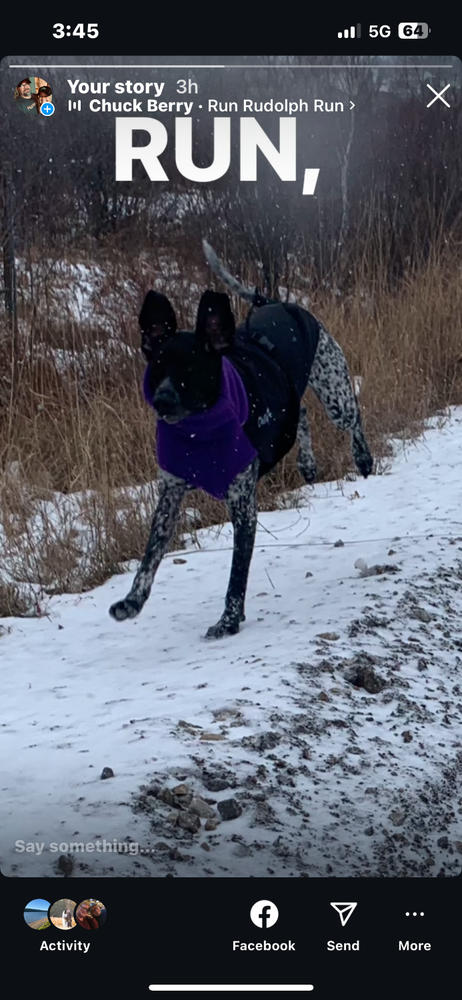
[{"x1": 426, "y1": 84, "x2": 451, "y2": 108}]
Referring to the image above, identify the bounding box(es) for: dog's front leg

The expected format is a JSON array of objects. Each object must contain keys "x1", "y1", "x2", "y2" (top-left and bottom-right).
[
  {"x1": 109, "y1": 470, "x2": 187, "y2": 621},
  {"x1": 206, "y1": 458, "x2": 259, "y2": 639}
]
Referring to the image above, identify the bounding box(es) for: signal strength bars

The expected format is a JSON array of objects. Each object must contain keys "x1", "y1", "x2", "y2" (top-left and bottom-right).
[{"x1": 338, "y1": 24, "x2": 361, "y2": 38}]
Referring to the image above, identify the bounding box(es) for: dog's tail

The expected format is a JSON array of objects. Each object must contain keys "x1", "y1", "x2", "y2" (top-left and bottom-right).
[{"x1": 202, "y1": 239, "x2": 269, "y2": 306}]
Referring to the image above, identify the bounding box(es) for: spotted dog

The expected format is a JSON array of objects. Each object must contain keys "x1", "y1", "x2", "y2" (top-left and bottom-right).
[{"x1": 109, "y1": 249, "x2": 372, "y2": 638}]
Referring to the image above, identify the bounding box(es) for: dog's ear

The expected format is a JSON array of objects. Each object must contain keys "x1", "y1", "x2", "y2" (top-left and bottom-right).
[
  {"x1": 139, "y1": 290, "x2": 177, "y2": 335},
  {"x1": 195, "y1": 290, "x2": 235, "y2": 352}
]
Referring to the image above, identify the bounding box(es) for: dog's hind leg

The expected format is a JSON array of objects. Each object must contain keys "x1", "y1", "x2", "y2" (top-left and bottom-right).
[
  {"x1": 205, "y1": 458, "x2": 259, "y2": 639},
  {"x1": 308, "y1": 325, "x2": 373, "y2": 477},
  {"x1": 109, "y1": 470, "x2": 187, "y2": 621},
  {"x1": 296, "y1": 405, "x2": 317, "y2": 483}
]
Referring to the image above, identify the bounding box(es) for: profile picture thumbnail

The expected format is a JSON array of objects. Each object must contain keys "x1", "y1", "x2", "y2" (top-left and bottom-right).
[
  {"x1": 75, "y1": 899, "x2": 107, "y2": 930},
  {"x1": 24, "y1": 898, "x2": 51, "y2": 930},
  {"x1": 49, "y1": 898, "x2": 77, "y2": 930},
  {"x1": 14, "y1": 76, "x2": 53, "y2": 115}
]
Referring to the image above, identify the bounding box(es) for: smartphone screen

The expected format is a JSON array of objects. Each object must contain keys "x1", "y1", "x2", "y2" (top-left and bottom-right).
[{"x1": 1, "y1": 16, "x2": 460, "y2": 995}]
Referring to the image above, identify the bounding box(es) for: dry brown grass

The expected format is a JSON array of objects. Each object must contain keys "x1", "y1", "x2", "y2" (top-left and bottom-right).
[{"x1": 1, "y1": 241, "x2": 461, "y2": 612}]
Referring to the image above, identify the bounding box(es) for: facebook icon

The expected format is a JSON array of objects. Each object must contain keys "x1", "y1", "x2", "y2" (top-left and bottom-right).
[{"x1": 250, "y1": 899, "x2": 279, "y2": 929}]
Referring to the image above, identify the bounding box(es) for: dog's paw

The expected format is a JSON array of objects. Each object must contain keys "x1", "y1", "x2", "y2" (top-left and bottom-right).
[
  {"x1": 357, "y1": 451, "x2": 373, "y2": 478},
  {"x1": 205, "y1": 616, "x2": 241, "y2": 639},
  {"x1": 297, "y1": 456, "x2": 317, "y2": 484},
  {"x1": 109, "y1": 597, "x2": 141, "y2": 621}
]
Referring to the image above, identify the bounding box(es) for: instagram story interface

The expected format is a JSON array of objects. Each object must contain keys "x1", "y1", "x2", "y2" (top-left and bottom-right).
[{"x1": 0, "y1": 54, "x2": 461, "y2": 880}]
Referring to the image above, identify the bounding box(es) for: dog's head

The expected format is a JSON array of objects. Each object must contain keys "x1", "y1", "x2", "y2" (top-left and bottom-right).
[
  {"x1": 150, "y1": 332, "x2": 223, "y2": 423},
  {"x1": 141, "y1": 289, "x2": 237, "y2": 424}
]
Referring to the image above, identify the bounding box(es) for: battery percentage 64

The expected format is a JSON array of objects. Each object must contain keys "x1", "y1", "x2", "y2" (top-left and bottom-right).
[{"x1": 398, "y1": 22, "x2": 430, "y2": 39}]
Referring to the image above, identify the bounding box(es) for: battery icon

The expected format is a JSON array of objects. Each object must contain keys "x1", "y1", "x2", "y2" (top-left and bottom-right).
[{"x1": 398, "y1": 22, "x2": 430, "y2": 39}]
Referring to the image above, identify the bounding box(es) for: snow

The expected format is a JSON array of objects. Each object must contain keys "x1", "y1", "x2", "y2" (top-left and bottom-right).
[
  {"x1": 1, "y1": 409, "x2": 462, "y2": 878},
  {"x1": 13, "y1": 254, "x2": 203, "y2": 342},
  {"x1": 15, "y1": 258, "x2": 109, "y2": 326}
]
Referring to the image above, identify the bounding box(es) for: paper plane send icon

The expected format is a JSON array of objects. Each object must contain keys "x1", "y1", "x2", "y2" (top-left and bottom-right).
[{"x1": 330, "y1": 902, "x2": 358, "y2": 927}]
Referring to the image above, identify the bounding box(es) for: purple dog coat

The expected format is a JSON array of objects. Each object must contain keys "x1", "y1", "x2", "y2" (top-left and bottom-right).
[{"x1": 144, "y1": 357, "x2": 257, "y2": 499}]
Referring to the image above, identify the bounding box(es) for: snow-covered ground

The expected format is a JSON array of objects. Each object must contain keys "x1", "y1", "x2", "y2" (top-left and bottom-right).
[
  {"x1": 14, "y1": 254, "x2": 202, "y2": 333},
  {"x1": 1, "y1": 410, "x2": 462, "y2": 878}
]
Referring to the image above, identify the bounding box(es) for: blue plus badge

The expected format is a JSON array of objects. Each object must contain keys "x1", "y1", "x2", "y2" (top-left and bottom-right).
[{"x1": 40, "y1": 102, "x2": 55, "y2": 116}]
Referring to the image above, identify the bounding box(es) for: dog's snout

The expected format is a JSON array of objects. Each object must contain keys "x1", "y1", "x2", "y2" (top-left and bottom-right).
[
  {"x1": 154, "y1": 387, "x2": 175, "y2": 410},
  {"x1": 141, "y1": 332, "x2": 154, "y2": 358},
  {"x1": 153, "y1": 379, "x2": 181, "y2": 419}
]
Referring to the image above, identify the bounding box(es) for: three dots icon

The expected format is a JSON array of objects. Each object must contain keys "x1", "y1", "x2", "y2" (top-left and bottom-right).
[{"x1": 405, "y1": 911, "x2": 425, "y2": 917}]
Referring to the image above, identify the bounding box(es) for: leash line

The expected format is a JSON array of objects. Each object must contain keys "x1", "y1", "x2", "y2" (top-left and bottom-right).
[{"x1": 167, "y1": 531, "x2": 462, "y2": 559}]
